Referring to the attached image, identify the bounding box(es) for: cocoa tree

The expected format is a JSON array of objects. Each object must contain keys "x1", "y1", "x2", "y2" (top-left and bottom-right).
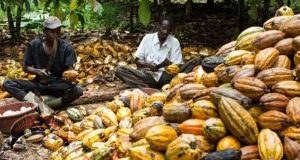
[
  {"x1": 0, "y1": 0, "x2": 34, "y2": 42},
  {"x1": 44, "y1": 0, "x2": 103, "y2": 30}
]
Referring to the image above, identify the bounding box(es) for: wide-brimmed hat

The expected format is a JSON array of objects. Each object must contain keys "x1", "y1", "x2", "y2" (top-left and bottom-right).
[{"x1": 43, "y1": 16, "x2": 62, "y2": 29}]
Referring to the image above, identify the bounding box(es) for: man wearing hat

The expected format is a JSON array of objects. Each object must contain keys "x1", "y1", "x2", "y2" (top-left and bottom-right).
[{"x1": 2, "y1": 16, "x2": 83, "y2": 111}]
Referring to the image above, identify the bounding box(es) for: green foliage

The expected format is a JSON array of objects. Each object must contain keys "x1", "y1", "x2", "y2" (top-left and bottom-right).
[
  {"x1": 139, "y1": 0, "x2": 151, "y2": 26},
  {"x1": 246, "y1": 0, "x2": 300, "y2": 22},
  {"x1": 44, "y1": 0, "x2": 103, "y2": 30},
  {"x1": 246, "y1": 0, "x2": 260, "y2": 21},
  {"x1": 93, "y1": 2, "x2": 128, "y2": 30},
  {"x1": 0, "y1": 10, "x2": 5, "y2": 22},
  {"x1": 0, "y1": 0, "x2": 37, "y2": 40},
  {"x1": 80, "y1": 3, "x2": 102, "y2": 29},
  {"x1": 290, "y1": 0, "x2": 300, "y2": 11},
  {"x1": 22, "y1": 10, "x2": 48, "y2": 29},
  {"x1": 1, "y1": 0, "x2": 300, "y2": 35},
  {"x1": 69, "y1": 0, "x2": 78, "y2": 11},
  {"x1": 69, "y1": 11, "x2": 78, "y2": 29},
  {"x1": 0, "y1": 0, "x2": 32, "y2": 13}
]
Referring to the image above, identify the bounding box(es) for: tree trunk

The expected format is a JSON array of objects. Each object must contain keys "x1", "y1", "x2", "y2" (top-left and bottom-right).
[
  {"x1": 153, "y1": 0, "x2": 162, "y2": 21},
  {"x1": 16, "y1": 4, "x2": 23, "y2": 41},
  {"x1": 276, "y1": 0, "x2": 284, "y2": 6},
  {"x1": 238, "y1": 0, "x2": 245, "y2": 33},
  {"x1": 262, "y1": 0, "x2": 270, "y2": 25},
  {"x1": 129, "y1": 0, "x2": 134, "y2": 33},
  {"x1": 287, "y1": 0, "x2": 290, "y2": 6},
  {"x1": 6, "y1": 6, "x2": 16, "y2": 41},
  {"x1": 207, "y1": 0, "x2": 214, "y2": 8},
  {"x1": 161, "y1": 0, "x2": 167, "y2": 16},
  {"x1": 185, "y1": 0, "x2": 192, "y2": 20},
  {"x1": 223, "y1": 0, "x2": 232, "y2": 5}
]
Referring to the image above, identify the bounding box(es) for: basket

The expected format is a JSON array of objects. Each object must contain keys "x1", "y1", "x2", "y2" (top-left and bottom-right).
[{"x1": 0, "y1": 102, "x2": 36, "y2": 134}]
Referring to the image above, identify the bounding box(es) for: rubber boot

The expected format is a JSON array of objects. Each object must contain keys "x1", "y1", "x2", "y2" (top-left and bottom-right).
[{"x1": 44, "y1": 97, "x2": 62, "y2": 109}]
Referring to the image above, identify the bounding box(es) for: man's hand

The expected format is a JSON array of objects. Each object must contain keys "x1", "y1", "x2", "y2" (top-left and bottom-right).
[
  {"x1": 156, "y1": 58, "x2": 172, "y2": 69},
  {"x1": 146, "y1": 63, "x2": 158, "y2": 72},
  {"x1": 36, "y1": 69, "x2": 50, "y2": 77},
  {"x1": 135, "y1": 58, "x2": 158, "y2": 72},
  {"x1": 23, "y1": 66, "x2": 49, "y2": 78}
]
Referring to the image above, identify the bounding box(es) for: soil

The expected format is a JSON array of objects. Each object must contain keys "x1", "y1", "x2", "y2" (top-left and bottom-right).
[{"x1": 0, "y1": 144, "x2": 51, "y2": 160}]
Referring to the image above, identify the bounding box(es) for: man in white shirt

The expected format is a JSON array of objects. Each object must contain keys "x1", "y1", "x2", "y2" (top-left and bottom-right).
[{"x1": 115, "y1": 16, "x2": 202, "y2": 88}]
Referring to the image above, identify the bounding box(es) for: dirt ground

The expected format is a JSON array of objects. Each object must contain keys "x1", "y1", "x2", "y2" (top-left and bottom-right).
[{"x1": 0, "y1": 81, "x2": 131, "y2": 160}]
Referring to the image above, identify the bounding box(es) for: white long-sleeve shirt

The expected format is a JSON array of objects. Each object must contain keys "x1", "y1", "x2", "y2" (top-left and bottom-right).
[{"x1": 134, "y1": 32, "x2": 183, "y2": 81}]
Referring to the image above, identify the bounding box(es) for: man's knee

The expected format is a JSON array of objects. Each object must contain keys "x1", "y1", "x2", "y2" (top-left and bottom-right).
[
  {"x1": 2, "y1": 79, "x2": 14, "y2": 91},
  {"x1": 71, "y1": 86, "x2": 83, "y2": 98},
  {"x1": 2, "y1": 80, "x2": 9, "y2": 90},
  {"x1": 61, "y1": 86, "x2": 83, "y2": 104},
  {"x1": 76, "y1": 86, "x2": 83, "y2": 97}
]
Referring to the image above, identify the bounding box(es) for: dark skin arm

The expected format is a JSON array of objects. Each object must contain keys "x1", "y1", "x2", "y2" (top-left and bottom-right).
[
  {"x1": 155, "y1": 58, "x2": 172, "y2": 69},
  {"x1": 135, "y1": 58, "x2": 174, "y2": 71},
  {"x1": 135, "y1": 58, "x2": 158, "y2": 72},
  {"x1": 23, "y1": 65, "x2": 74, "y2": 78},
  {"x1": 23, "y1": 65, "x2": 50, "y2": 77},
  {"x1": 135, "y1": 57, "x2": 173, "y2": 72}
]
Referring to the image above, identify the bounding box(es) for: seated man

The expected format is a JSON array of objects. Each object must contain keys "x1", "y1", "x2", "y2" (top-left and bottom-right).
[
  {"x1": 2, "y1": 16, "x2": 83, "y2": 111},
  {"x1": 115, "y1": 16, "x2": 201, "y2": 89}
]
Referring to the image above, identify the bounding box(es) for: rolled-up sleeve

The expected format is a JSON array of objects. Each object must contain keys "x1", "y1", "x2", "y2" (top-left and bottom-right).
[
  {"x1": 64, "y1": 45, "x2": 77, "y2": 67},
  {"x1": 134, "y1": 36, "x2": 147, "y2": 61},
  {"x1": 169, "y1": 39, "x2": 183, "y2": 64}
]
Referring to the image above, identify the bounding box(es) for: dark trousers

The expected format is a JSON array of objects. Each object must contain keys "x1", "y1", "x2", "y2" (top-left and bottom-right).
[
  {"x1": 2, "y1": 79, "x2": 83, "y2": 105},
  {"x1": 115, "y1": 57, "x2": 202, "y2": 89}
]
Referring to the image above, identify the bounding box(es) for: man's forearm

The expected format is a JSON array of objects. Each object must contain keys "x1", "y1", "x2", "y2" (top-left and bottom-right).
[
  {"x1": 135, "y1": 58, "x2": 150, "y2": 68},
  {"x1": 23, "y1": 66, "x2": 40, "y2": 75},
  {"x1": 156, "y1": 58, "x2": 172, "y2": 69},
  {"x1": 135, "y1": 58, "x2": 158, "y2": 71}
]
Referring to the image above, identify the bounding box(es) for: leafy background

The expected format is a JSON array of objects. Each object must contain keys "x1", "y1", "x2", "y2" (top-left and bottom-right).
[{"x1": 0, "y1": 0, "x2": 300, "y2": 46}]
